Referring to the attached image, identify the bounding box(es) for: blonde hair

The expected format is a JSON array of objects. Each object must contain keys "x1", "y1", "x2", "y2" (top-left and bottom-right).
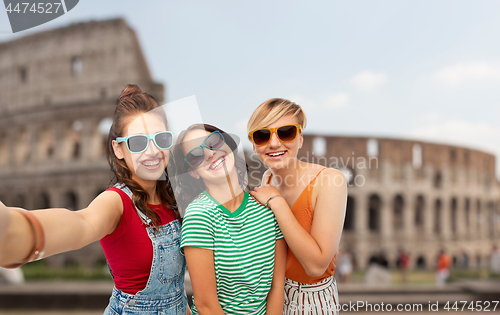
[{"x1": 247, "y1": 98, "x2": 307, "y2": 135}]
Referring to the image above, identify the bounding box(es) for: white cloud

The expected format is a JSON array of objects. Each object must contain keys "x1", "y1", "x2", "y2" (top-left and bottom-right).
[
  {"x1": 288, "y1": 93, "x2": 350, "y2": 110},
  {"x1": 235, "y1": 119, "x2": 248, "y2": 132},
  {"x1": 325, "y1": 92, "x2": 350, "y2": 109},
  {"x1": 350, "y1": 70, "x2": 388, "y2": 90},
  {"x1": 433, "y1": 61, "x2": 500, "y2": 90},
  {"x1": 288, "y1": 94, "x2": 316, "y2": 110}
]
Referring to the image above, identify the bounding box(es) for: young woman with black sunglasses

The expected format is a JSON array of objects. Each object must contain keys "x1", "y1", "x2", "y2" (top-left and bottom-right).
[
  {"x1": 248, "y1": 98, "x2": 347, "y2": 315},
  {"x1": 0, "y1": 84, "x2": 189, "y2": 315},
  {"x1": 173, "y1": 123, "x2": 287, "y2": 315}
]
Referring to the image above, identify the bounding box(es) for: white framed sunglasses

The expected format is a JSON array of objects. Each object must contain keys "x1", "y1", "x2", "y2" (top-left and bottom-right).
[{"x1": 116, "y1": 131, "x2": 174, "y2": 153}]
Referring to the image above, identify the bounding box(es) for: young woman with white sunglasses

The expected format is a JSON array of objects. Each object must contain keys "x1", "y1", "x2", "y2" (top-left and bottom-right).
[{"x1": 0, "y1": 84, "x2": 188, "y2": 315}]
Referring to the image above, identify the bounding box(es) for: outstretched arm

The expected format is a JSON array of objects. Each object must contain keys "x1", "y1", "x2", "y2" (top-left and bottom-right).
[
  {"x1": 250, "y1": 168, "x2": 347, "y2": 277},
  {"x1": 266, "y1": 238, "x2": 287, "y2": 315},
  {"x1": 0, "y1": 191, "x2": 123, "y2": 267},
  {"x1": 0, "y1": 201, "x2": 11, "y2": 258},
  {"x1": 184, "y1": 247, "x2": 224, "y2": 315}
]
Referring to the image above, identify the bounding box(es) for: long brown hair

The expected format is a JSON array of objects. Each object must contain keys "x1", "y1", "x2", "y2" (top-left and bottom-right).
[
  {"x1": 172, "y1": 124, "x2": 248, "y2": 211},
  {"x1": 107, "y1": 84, "x2": 179, "y2": 226}
]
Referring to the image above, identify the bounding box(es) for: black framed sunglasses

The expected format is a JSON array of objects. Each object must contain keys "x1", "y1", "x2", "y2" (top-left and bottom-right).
[
  {"x1": 184, "y1": 130, "x2": 225, "y2": 167},
  {"x1": 116, "y1": 131, "x2": 174, "y2": 153}
]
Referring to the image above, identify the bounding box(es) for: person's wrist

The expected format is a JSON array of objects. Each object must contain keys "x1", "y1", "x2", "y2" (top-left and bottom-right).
[
  {"x1": 3, "y1": 208, "x2": 45, "y2": 269},
  {"x1": 265, "y1": 195, "x2": 284, "y2": 209}
]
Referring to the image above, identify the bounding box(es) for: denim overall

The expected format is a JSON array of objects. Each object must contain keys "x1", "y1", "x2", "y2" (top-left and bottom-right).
[{"x1": 103, "y1": 184, "x2": 187, "y2": 315}]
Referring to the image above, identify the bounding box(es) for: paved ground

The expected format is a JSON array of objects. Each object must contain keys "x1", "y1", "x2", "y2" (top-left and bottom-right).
[{"x1": 0, "y1": 279, "x2": 498, "y2": 314}]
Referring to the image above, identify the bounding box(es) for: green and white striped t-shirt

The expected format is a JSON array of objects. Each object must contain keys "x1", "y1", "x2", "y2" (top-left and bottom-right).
[{"x1": 180, "y1": 191, "x2": 284, "y2": 315}]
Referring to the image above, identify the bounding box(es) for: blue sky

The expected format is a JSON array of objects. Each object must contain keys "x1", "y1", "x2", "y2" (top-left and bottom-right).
[{"x1": 2, "y1": 0, "x2": 500, "y2": 176}]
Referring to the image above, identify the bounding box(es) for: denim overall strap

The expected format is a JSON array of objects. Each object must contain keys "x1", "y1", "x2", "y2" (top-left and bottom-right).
[
  {"x1": 104, "y1": 184, "x2": 187, "y2": 315},
  {"x1": 113, "y1": 183, "x2": 152, "y2": 225}
]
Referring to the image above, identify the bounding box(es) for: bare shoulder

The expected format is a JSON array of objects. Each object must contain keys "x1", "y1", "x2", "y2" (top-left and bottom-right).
[
  {"x1": 313, "y1": 167, "x2": 346, "y2": 192},
  {"x1": 320, "y1": 167, "x2": 345, "y2": 180},
  {"x1": 311, "y1": 167, "x2": 347, "y2": 211},
  {"x1": 84, "y1": 189, "x2": 123, "y2": 216}
]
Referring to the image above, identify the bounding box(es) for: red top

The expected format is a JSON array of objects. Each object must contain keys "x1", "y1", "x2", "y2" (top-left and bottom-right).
[{"x1": 100, "y1": 187, "x2": 176, "y2": 294}]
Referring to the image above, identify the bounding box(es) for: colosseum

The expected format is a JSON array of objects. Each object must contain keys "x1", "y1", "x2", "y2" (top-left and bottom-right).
[
  {"x1": 0, "y1": 18, "x2": 163, "y2": 267},
  {"x1": 295, "y1": 135, "x2": 500, "y2": 270},
  {"x1": 1, "y1": 18, "x2": 499, "y2": 271}
]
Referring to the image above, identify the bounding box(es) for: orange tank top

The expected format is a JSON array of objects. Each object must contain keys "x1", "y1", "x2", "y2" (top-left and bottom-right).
[{"x1": 268, "y1": 168, "x2": 338, "y2": 284}]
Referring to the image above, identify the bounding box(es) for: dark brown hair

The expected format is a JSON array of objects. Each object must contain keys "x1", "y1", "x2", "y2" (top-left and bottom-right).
[
  {"x1": 107, "y1": 84, "x2": 179, "y2": 226},
  {"x1": 172, "y1": 124, "x2": 248, "y2": 211}
]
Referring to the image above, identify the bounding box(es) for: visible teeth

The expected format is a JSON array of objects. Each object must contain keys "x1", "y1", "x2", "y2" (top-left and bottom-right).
[
  {"x1": 268, "y1": 151, "x2": 285, "y2": 157},
  {"x1": 210, "y1": 157, "x2": 225, "y2": 170},
  {"x1": 143, "y1": 160, "x2": 160, "y2": 166}
]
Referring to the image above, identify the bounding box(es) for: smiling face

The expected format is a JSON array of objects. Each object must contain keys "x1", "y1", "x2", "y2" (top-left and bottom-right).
[
  {"x1": 112, "y1": 113, "x2": 169, "y2": 182},
  {"x1": 251, "y1": 114, "x2": 303, "y2": 169},
  {"x1": 182, "y1": 129, "x2": 236, "y2": 184}
]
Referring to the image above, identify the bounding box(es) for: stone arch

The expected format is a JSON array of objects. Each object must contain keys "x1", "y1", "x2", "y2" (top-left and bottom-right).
[
  {"x1": 433, "y1": 171, "x2": 442, "y2": 189},
  {"x1": 368, "y1": 251, "x2": 388, "y2": 268},
  {"x1": 0, "y1": 130, "x2": 8, "y2": 165},
  {"x1": 37, "y1": 125, "x2": 55, "y2": 160},
  {"x1": 340, "y1": 167, "x2": 355, "y2": 186},
  {"x1": 476, "y1": 255, "x2": 482, "y2": 269},
  {"x1": 15, "y1": 127, "x2": 30, "y2": 164},
  {"x1": 19, "y1": 66, "x2": 28, "y2": 83},
  {"x1": 34, "y1": 192, "x2": 50, "y2": 209},
  {"x1": 367, "y1": 139, "x2": 379, "y2": 157},
  {"x1": 488, "y1": 201, "x2": 495, "y2": 239},
  {"x1": 393, "y1": 194, "x2": 404, "y2": 231},
  {"x1": 312, "y1": 136, "x2": 327, "y2": 157},
  {"x1": 412, "y1": 144, "x2": 422, "y2": 169},
  {"x1": 92, "y1": 117, "x2": 113, "y2": 158},
  {"x1": 434, "y1": 199, "x2": 442, "y2": 235},
  {"x1": 13, "y1": 193, "x2": 26, "y2": 208},
  {"x1": 415, "y1": 195, "x2": 425, "y2": 229},
  {"x1": 62, "y1": 121, "x2": 83, "y2": 161},
  {"x1": 368, "y1": 194, "x2": 382, "y2": 232},
  {"x1": 476, "y1": 199, "x2": 481, "y2": 234},
  {"x1": 343, "y1": 195, "x2": 355, "y2": 231},
  {"x1": 451, "y1": 197, "x2": 458, "y2": 234},
  {"x1": 415, "y1": 255, "x2": 426, "y2": 269},
  {"x1": 465, "y1": 198, "x2": 471, "y2": 233},
  {"x1": 64, "y1": 191, "x2": 78, "y2": 211},
  {"x1": 368, "y1": 255, "x2": 379, "y2": 266},
  {"x1": 72, "y1": 56, "x2": 83, "y2": 76},
  {"x1": 450, "y1": 149, "x2": 457, "y2": 163}
]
